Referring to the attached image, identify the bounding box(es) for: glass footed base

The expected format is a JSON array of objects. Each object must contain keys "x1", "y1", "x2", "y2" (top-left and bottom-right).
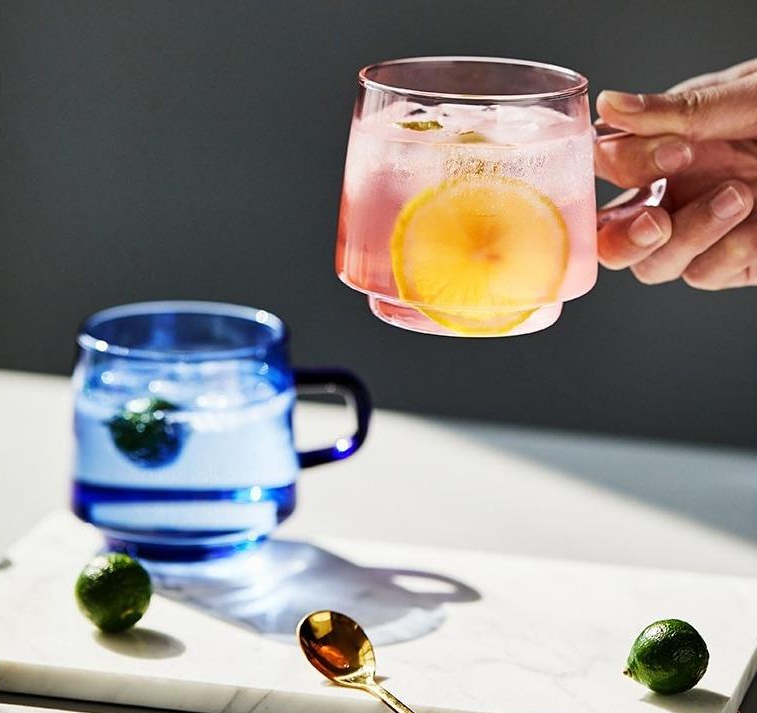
[
  {"x1": 103, "y1": 529, "x2": 269, "y2": 563},
  {"x1": 368, "y1": 295, "x2": 563, "y2": 336}
]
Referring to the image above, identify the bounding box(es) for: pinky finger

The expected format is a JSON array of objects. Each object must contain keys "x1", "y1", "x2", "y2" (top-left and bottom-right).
[
  {"x1": 718, "y1": 264, "x2": 757, "y2": 289},
  {"x1": 597, "y1": 207, "x2": 672, "y2": 270}
]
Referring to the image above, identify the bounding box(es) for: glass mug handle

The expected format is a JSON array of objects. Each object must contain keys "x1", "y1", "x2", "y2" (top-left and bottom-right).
[
  {"x1": 293, "y1": 368, "x2": 372, "y2": 468},
  {"x1": 594, "y1": 123, "x2": 667, "y2": 227}
]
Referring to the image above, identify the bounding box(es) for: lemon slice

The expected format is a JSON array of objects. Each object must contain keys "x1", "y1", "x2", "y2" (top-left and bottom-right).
[{"x1": 390, "y1": 177, "x2": 568, "y2": 336}]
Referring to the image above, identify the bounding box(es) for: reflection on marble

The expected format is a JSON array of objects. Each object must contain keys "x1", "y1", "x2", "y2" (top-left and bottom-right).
[{"x1": 149, "y1": 539, "x2": 480, "y2": 646}]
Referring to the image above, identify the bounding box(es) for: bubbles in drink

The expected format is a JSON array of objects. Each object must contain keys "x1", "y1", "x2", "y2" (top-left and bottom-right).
[
  {"x1": 336, "y1": 101, "x2": 597, "y2": 336},
  {"x1": 72, "y1": 362, "x2": 298, "y2": 558}
]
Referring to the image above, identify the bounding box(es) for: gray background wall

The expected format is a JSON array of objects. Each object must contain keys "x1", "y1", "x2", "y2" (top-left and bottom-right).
[{"x1": 1, "y1": 0, "x2": 755, "y2": 447}]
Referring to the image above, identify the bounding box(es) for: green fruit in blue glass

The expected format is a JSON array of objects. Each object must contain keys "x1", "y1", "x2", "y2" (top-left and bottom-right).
[{"x1": 109, "y1": 397, "x2": 183, "y2": 467}]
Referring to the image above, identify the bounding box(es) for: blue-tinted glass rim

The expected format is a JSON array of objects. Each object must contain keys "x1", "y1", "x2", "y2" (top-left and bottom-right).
[{"x1": 77, "y1": 301, "x2": 288, "y2": 362}]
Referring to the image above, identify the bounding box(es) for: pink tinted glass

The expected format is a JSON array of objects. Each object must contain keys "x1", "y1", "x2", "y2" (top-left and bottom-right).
[{"x1": 336, "y1": 57, "x2": 596, "y2": 337}]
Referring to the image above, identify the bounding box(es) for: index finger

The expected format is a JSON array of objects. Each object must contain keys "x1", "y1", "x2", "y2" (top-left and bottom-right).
[{"x1": 595, "y1": 133, "x2": 693, "y2": 188}]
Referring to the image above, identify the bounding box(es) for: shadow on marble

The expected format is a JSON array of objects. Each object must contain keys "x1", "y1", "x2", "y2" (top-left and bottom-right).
[
  {"x1": 94, "y1": 627, "x2": 186, "y2": 659},
  {"x1": 149, "y1": 539, "x2": 480, "y2": 647},
  {"x1": 0, "y1": 691, "x2": 163, "y2": 713},
  {"x1": 445, "y1": 421, "x2": 757, "y2": 544},
  {"x1": 641, "y1": 688, "x2": 728, "y2": 713},
  {"x1": 0, "y1": 557, "x2": 11, "y2": 569}
]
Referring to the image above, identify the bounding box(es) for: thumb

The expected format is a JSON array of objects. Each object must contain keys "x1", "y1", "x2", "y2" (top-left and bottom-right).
[{"x1": 596, "y1": 75, "x2": 757, "y2": 141}]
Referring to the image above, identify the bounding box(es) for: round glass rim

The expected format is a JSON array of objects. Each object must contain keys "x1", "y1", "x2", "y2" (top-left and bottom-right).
[
  {"x1": 358, "y1": 56, "x2": 588, "y2": 102},
  {"x1": 77, "y1": 300, "x2": 289, "y2": 362}
]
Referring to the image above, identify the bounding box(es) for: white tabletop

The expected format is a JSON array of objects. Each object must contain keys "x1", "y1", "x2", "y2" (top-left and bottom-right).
[
  {"x1": 1, "y1": 368, "x2": 756, "y2": 712},
  {"x1": 1, "y1": 369, "x2": 755, "y2": 573}
]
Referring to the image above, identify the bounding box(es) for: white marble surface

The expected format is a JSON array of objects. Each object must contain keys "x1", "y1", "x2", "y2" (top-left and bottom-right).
[
  {"x1": 1, "y1": 368, "x2": 756, "y2": 713},
  {"x1": 1, "y1": 511, "x2": 756, "y2": 713}
]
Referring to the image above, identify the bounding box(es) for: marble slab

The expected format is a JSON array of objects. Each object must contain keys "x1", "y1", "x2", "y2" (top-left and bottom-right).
[{"x1": 0, "y1": 511, "x2": 756, "y2": 713}]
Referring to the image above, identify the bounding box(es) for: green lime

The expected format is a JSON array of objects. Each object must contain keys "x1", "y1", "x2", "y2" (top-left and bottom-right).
[
  {"x1": 624, "y1": 619, "x2": 709, "y2": 694},
  {"x1": 109, "y1": 397, "x2": 183, "y2": 468},
  {"x1": 75, "y1": 553, "x2": 152, "y2": 633}
]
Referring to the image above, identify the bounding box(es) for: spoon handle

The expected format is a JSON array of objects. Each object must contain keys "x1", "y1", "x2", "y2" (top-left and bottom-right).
[{"x1": 366, "y1": 681, "x2": 416, "y2": 713}]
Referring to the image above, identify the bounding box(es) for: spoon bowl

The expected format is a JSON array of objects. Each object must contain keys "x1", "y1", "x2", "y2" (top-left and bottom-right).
[
  {"x1": 297, "y1": 610, "x2": 376, "y2": 687},
  {"x1": 297, "y1": 610, "x2": 415, "y2": 712}
]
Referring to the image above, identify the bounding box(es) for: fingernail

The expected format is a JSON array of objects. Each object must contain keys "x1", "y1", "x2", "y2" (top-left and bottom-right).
[
  {"x1": 710, "y1": 185, "x2": 746, "y2": 220},
  {"x1": 628, "y1": 211, "x2": 665, "y2": 247},
  {"x1": 653, "y1": 142, "x2": 692, "y2": 173},
  {"x1": 600, "y1": 90, "x2": 646, "y2": 113}
]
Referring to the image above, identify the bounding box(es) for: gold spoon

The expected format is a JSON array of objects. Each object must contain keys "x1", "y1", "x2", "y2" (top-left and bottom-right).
[{"x1": 297, "y1": 610, "x2": 416, "y2": 713}]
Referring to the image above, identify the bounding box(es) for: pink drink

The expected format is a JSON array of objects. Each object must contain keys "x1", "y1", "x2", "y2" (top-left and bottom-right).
[{"x1": 336, "y1": 58, "x2": 598, "y2": 337}]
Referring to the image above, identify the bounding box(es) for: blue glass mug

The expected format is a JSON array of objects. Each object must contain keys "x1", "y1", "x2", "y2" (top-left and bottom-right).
[{"x1": 71, "y1": 301, "x2": 371, "y2": 561}]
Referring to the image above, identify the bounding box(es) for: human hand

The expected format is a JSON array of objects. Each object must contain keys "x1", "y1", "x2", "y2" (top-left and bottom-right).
[{"x1": 595, "y1": 59, "x2": 757, "y2": 289}]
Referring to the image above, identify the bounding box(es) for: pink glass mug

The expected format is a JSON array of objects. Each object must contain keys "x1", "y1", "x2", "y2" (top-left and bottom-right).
[{"x1": 335, "y1": 56, "x2": 665, "y2": 337}]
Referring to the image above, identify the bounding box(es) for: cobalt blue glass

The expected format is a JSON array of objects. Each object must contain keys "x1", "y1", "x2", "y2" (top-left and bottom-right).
[{"x1": 71, "y1": 301, "x2": 371, "y2": 562}]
